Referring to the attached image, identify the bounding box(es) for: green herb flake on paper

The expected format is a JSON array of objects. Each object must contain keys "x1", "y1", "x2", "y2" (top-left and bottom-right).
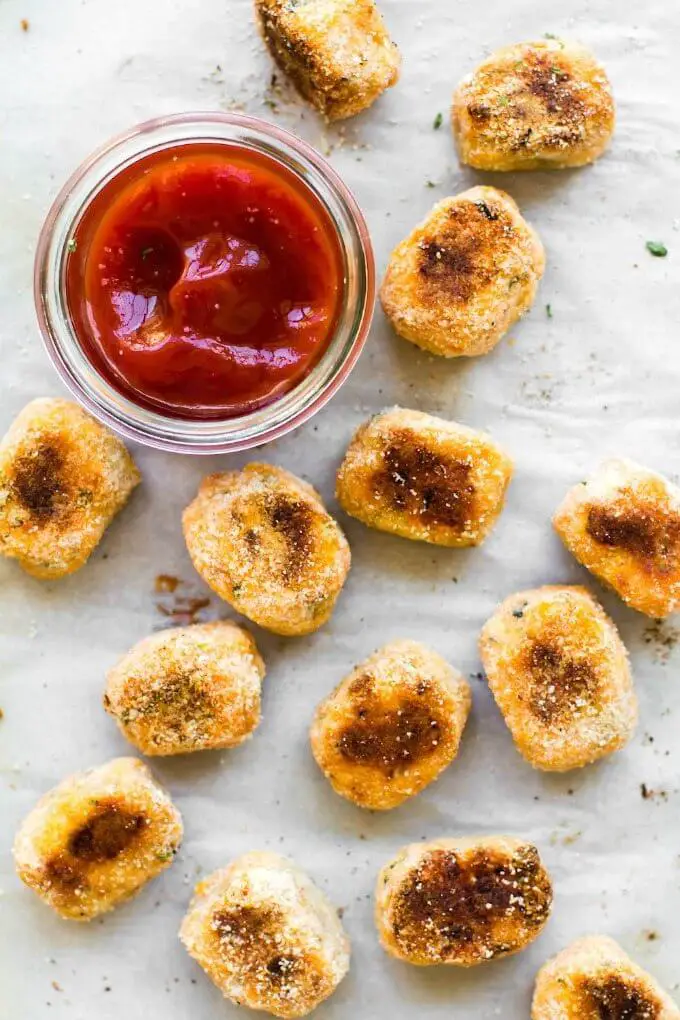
[
  {"x1": 546, "y1": 303, "x2": 553, "y2": 318},
  {"x1": 646, "y1": 241, "x2": 668, "y2": 258},
  {"x1": 544, "y1": 33, "x2": 565, "y2": 47},
  {"x1": 433, "y1": 112, "x2": 443, "y2": 130}
]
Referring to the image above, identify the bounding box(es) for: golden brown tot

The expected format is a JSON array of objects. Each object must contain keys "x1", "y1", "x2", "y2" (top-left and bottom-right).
[
  {"x1": 183, "y1": 463, "x2": 350, "y2": 636},
  {"x1": 375, "y1": 836, "x2": 553, "y2": 967},
  {"x1": 532, "y1": 935, "x2": 680, "y2": 1019},
  {"x1": 479, "y1": 586, "x2": 637, "y2": 771},
  {"x1": 336, "y1": 408, "x2": 513, "y2": 547},
  {"x1": 13, "y1": 757, "x2": 182, "y2": 921},
  {"x1": 380, "y1": 187, "x2": 544, "y2": 357},
  {"x1": 310, "y1": 640, "x2": 471, "y2": 810},
  {"x1": 180, "y1": 851, "x2": 350, "y2": 1018},
  {"x1": 255, "y1": 0, "x2": 400, "y2": 120},
  {"x1": 0, "y1": 398, "x2": 140, "y2": 579},
  {"x1": 553, "y1": 458, "x2": 680, "y2": 618},
  {"x1": 104, "y1": 621, "x2": 265, "y2": 755},
  {"x1": 453, "y1": 39, "x2": 615, "y2": 171}
]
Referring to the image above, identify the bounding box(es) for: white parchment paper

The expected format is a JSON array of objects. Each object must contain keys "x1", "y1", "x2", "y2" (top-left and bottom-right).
[{"x1": 1, "y1": 0, "x2": 679, "y2": 1016}]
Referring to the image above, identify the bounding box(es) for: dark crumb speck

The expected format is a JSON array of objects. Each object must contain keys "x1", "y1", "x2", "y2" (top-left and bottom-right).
[{"x1": 643, "y1": 620, "x2": 679, "y2": 663}]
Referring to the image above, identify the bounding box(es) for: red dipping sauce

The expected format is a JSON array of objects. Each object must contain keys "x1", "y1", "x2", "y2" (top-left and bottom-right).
[{"x1": 65, "y1": 144, "x2": 345, "y2": 419}]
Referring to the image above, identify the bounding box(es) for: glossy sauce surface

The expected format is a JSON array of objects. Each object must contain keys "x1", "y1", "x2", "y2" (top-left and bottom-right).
[{"x1": 66, "y1": 144, "x2": 344, "y2": 418}]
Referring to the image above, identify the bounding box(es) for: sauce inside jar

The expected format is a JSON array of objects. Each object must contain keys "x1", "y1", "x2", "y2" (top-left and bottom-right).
[{"x1": 65, "y1": 144, "x2": 345, "y2": 419}]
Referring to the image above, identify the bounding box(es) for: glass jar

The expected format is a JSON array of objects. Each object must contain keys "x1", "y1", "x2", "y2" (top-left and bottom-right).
[{"x1": 35, "y1": 112, "x2": 375, "y2": 454}]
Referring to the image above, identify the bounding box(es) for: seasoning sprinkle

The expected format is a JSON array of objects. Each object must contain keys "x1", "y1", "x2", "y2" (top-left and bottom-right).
[{"x1": 433, "y1": 112, "x2": 443, "y2": 130}]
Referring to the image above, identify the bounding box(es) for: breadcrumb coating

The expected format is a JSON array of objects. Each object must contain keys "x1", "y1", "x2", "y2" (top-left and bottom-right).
[
  {"x1": 13, "y1": 758, "x2": 182, "y2": 921},
  {"x1": 453, "y1": 39, "x2": 615, "y2": 171},
  {"x1": 255, "y1": 0, "x2": 400, "y2": 120},
  {"x1": 380, "y1": 187, "x2": 545, "y2": 357},
  {"x1": 480, "y1": 586, "x2": 638, "y2": 772},
  {"x1": 376, "y1": 836, "x2": 553, "y2": 967},
  {"x1": 104, "y1": 621, "x2": 265, "y2": 756},
  {"x1": 180, "y1": 851, "x2": 350, "y2": 1018},
  {"x1": 183, "y1": 463, "x2": 350, "y2": 636},
  {"x1": 0, "y1": 398, "x2": 140, "y2": 579},
  {"x1": 336, "y1": 408, "x2": 513, "y2": 547},
  {"x1": 310, "y1": 640, "x2": 471, "y2": 810},
  {"x1": 532, "y1": 935, "x2": 680, "y2": 1019},
  {"x1": 553, "y1": 458, "x2": 680, "y2": 618}
]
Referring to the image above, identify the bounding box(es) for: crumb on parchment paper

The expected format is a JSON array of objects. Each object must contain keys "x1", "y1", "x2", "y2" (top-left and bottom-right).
[{"x1": 643, "y1": 620, "x2": 680, "y2": 663}]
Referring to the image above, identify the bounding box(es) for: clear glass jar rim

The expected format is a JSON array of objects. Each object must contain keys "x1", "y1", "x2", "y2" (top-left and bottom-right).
[{"x1": 34, "y1": 112, "x2": 375, "y2": 454}]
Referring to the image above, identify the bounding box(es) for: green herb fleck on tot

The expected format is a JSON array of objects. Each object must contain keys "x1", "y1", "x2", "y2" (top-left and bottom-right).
[
  {"x1": 646, "y1": 241, "x2": 668, "y2": 258},
  {"x1": 512, "y1": 609, "x2": 524, "y2": 619},
  {"x1": 433, "y1": 112, "x2": 443, "y2": 130},
  {"x1": 141, "y1": 246, "x2": 154, "y2": 260},
  {"x1": 546, "y1": 303, "x2": 553, "y2": 318},
  {"x1": 156, "y1": 850, "x2": 175, "y2": 862},
  {"x1": 499, "y1": 95, "x2": 509, "y2": 107},
  {"x1": 66, "y1": 239, "x2": 77, "y2": 253},
  {"x1": 544, "y1": 32, "x2": 565, "y2": 47}
]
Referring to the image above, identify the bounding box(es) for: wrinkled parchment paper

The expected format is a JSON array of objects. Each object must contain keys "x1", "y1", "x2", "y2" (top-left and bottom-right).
[{"x1": 1, "y1": 0, "x2": 679, "y2": 1016}]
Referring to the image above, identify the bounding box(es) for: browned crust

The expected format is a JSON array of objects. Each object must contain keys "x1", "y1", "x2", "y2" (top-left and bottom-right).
[
  {"x1": 380, "y1": 187, "x2": 545, "y2": 357},
  {"x1": 377, "y1": 838, "x2": 553, "y2": 966},
  {"x1": 254, "y1": 0, "x2": 400, "y2": 121},
  {"x1": 211, "y1": 903, "x2": 326, "y2": 1013},
  {"x1": 336, "y1": 408, "x2": 513, "y2": 547},
  {"x1": 311, "y1": 640, "x2": 471, "y2": 810},
  {"x1": 453, "y1": 40, "x2": 615, "y2": 171},
  {"x1": 531, "y1": 936, "x2": 680, "y2": 1019},
  {"x1": 13, "y1": 758, "x2": 182, "y2": 921},
  {"x1": 580, "y1": 974, "x2": 665, "y2": 1018},
  {"x1": 479, "y1": 586, "x2": 637, "y2": 772},
  {"x1": 0, "y1": 398, "x2": 140, "y2": 579},
  {"x1": 104, "y1": 621, "x2": 265, "y2": 756},
  {"x1": 183, "y1": 463, "x2": 350, "y2": 636},
  {"x1": 179, "y1": 852, "x2": 350, "y2": 1019},
  {"x1": 553, "y1": 460, "x2": 680, "y2": 618}
]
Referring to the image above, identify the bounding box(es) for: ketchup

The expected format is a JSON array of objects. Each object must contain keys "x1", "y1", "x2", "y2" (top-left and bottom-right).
[{"x1": 65, "y1": 144, "x2": 344, "y2": 418}]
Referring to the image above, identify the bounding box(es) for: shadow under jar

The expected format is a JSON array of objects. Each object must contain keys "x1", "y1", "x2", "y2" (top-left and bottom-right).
[{"x1": 35, "y1": 113, "x2": 374, "y2": 454}]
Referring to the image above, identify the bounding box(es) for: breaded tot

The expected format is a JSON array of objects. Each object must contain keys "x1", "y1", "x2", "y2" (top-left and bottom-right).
[
  {"x1": 255, "y1": 0, "x2": 400, "y2": 121},
  {"x1": 310, "y1": 640, "x2": 471, "y2": 810},
  {"x1": 183, "y1": 463, "x2": 350, "y2": 637},
  {"x1": 104, "y1": 621, "x2": 265, "y2": 756},
  {"x1": 375, "y1": 836, "x2": 553, "y2": 967},
  {"x1": 0, "y1": 398, "x2": 140, "y2": 579},
  {"x1": 13, "y1": 758, "x2": 182, "y2": 921},
  {"x1": 479, "y1": 586, "x2": 637, "y2": 772},
  {"x1": 336, "y1": 408, "x2": 513, "y2": 547},
  {"x1": 553, "y1": 458, "x2": 680, "y2": 618},
  {"x1": 180, "y1": 851, "x2": 350, "y2": 1018},
  {"x1": 532, "y1": 935, "x2": 680, "y2": 1019},
  {"x1": 380, "y1": 187, "x2": 545, "y2": 357},
  {"x1": 453, "y1": 39, "x2": 615, "y2": 171}
]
